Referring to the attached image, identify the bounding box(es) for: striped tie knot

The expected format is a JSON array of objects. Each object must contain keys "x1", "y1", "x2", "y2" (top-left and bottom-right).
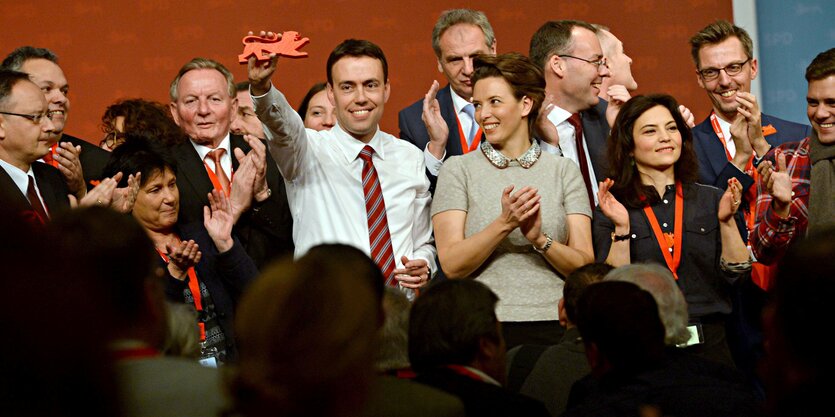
[{"x1": 359, "y1": 145, "x2": 374, "y2": 162}]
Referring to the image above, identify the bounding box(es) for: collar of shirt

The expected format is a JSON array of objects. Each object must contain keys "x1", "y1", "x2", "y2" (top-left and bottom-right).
[
  {"x1": 714, "y1": 114, "x2": 736, "y2": 158},
  {"x1": 0, "y1": 158, "x2": 36, "y2": 197},
  {"x1": 190, "y1": 134, "x2": 232, "y2": 173},
  {"x1": 330, "y1": 122, "x2": 388, "y2": 164},
  {"x1": 450, "y1": 87, "x2": 476, "y2": 135}
]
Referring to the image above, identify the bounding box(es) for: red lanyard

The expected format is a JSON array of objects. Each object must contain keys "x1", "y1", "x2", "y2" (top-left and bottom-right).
[
  {"x1": 203, "y1": 162, "x2": 233, "y2": 197},
  {"x1": 446, "y1": 365, "x2": 492, "y2": 383},
  {"x1": 709, "y1": 112, "x2": 759, "y2": 233},
  {"x1": 456, "y1": 112, "x2": 481, "y2": 154},
  {"x1": 157, "y1": 247, "x2": 206, "y2": 341},
  {"x1": 642, "y1": 182, "x2": 684, "y2": 280}
]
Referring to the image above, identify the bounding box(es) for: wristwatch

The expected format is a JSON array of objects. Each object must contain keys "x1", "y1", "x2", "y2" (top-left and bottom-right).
[
  {"x1": 611, "y1": 231, "x2": 631, "y2": 242},
  {"x1": 534, "y1": 233, "x2": 554, "y2": 254}
]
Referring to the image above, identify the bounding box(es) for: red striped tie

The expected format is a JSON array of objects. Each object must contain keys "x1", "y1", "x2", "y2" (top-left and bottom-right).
[{"x1": 359, "y1": 146, "x2": 396, "y2": 286}]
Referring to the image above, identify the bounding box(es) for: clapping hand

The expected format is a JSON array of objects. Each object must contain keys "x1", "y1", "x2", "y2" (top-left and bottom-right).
[
  {"x1": 718, "y1": 177, "x2": 743, "y2": 223},
  {"x1": 757, "y1": 149, "x2": 792, "y2": 218},
  {"x1": 422, "y1": 80, "x2": 449, "y2": 159},
  {"x1": 597, "y1": 178, "x2": 629, "y2": 232},
  {"x1": 72, "y1": 172, "x2": 124, "y2": 208},
  {"x1": 204, "y1": 189, "x2": 235, "y2": 253},
  {"x1": 53, "y1": 142, "x2": 86, "y2": 198},
  {"x1": 394, "y1": 256, "x2": 430, "y2": 289},
  {"x1": 500, "y1": 185, "x2": 541, "y2": 230},
  {"x1": 166, "y1": 239, "x2": 202, "y2": 280}
]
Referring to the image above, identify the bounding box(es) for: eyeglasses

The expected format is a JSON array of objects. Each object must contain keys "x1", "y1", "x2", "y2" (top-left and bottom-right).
[
  {"x1": 101, "y1": 131, "x2": 126, "y2": 149},
  {"x1": 558, "y1": 55, "x2": 608, "y2": 69},
  {"x1": 0, "y1": 111, "x2": 51, "y2": 124},
  {"x1": 697, "y1": 59, "x2": 751, "y2": 81}
]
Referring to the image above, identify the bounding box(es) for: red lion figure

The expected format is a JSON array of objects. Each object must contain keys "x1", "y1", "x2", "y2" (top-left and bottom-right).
[{"x1": 238, "y1": 31, "x2": 310, "y2": 64}]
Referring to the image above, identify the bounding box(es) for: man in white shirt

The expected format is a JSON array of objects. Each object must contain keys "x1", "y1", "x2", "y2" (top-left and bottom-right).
[
  {"x1": 398, "y1": 9, "x2": 497, "y2": 192},
  {"x1": 248, "y1": 38, "x2": 435, "y2": 294},
  {"x1": 529, "y1": 20, "x2": 612, "y2": 208}
]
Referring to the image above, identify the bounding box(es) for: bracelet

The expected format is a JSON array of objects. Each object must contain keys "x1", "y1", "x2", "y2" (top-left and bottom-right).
[
  {"x1": 611, "y1": 231, "x2": 631, "y2": 242},
  {"x1": 534, "y1": 233, "x2": 553, "y2": 254}
]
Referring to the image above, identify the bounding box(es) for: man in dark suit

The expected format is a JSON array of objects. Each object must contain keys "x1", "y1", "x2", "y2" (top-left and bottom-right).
[
  {"x1": 2, "y1": 47, "x2": 111, "y2": 195},
  {"x1": 529, "y1": 20, "x2": 612, "y2": 209},
  {"x1": 0, "y1": 69, "x2": 70, "y2": 223},
  {"x1": 689, "y1": 21, "x2": 811, "y2": 198},
  {"x1": 409, "y1": 279, "x2": 549, "y2": 417},
  {"x1": 398, "y1": 9, "x2": 496, "y2": 191},
  {"x1": 169, "y1": 58, "x2": 293, "y2": 268}
]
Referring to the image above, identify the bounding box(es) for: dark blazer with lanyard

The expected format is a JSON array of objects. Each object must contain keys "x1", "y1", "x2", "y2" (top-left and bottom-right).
[
  {"x1": 398, "y1": 84, "x2": 483, "y2": 193},
  {"x1": 173, "y1": 134, "x2": 294, "y2": 268}
]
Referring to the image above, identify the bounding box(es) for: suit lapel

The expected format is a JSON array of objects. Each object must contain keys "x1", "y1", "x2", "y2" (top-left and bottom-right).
[
  {"x1": 175, "y1": 141, "x2": 213, "y2": 207},
  {"x1": 0, "y1": 166, "x2": 31, "y2": 211},
  {"x1": 32, "y1": 163, "x2": 67, "y2": 214},
  {"x1": 693, "y1": 116, "x2": 729, "y2": 178},
  {"x1": 581, "y1": 101, "x2": 611, "y2": 181}
]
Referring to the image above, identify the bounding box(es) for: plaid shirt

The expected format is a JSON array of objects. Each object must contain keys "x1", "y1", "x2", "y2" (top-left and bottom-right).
[{"x1": 751, "y1": 138, "x2": 811, "y2": 264}]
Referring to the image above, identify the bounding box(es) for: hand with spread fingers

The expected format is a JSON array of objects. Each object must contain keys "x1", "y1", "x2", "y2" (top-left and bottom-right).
[
  {"x1": 204, "y1": 189, "x2": 235, "y2": 253},
  {"x1": 421, "y1": 80, "x2": 449, "y2": 160},
  {"x1": 111, "y1": 172, "x2": 141, "y2": 213},
  {"x1": 597, "y1": 178, "x2": 629, "y2": 231},
  {"x1": 247, "y1": 30, "x2": 280, "y2": 96},
  {"x1": 74, "y1": 172, "x2": 124, "y2": 208},
  {"x1": 757, "y1": 149, "x2": 792, "y2": 218},
  {"x1": 165, "y1": 239, "x2": 202, "y2": 280},
  {"x1": 53, "y1": 142, "x2": 86, "y2": 198},
  {"x1": 394, "y1": 256, "x2": 430, "y2": 289}
]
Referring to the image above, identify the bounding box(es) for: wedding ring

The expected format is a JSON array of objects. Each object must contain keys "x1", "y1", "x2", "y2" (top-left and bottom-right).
[
  {"x1": 97, "y1": 199, "x2": 103, "y2": 206},
  {"x1": 733, "y1": 200, "x2": 740, "y2": 205}
]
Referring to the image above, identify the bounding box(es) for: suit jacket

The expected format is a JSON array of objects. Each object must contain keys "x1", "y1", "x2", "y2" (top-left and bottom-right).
[
  {"x1": 173, "y1": 135, "x2": 294, "y2": 268},
  {"x1": 414, "y1": 367, "x2": 550, "y2": 417},
  {"x1": 0, "y1": 161, "x2": 70, "y2": 220},
  {"x1": 61, "y1": 134, "x2": 111, "y2": 189},
  {"x1": 160, "y1": 222, "x2": 259, "y2": 362},
  {"x1": 692, "y1": 113, "x2": 811, "y2": 193},
  {"x1": 580, "y1": 100, "x2": 611, "y2": 183},
  {"x1": 398, "y1": 84, "x2": 483, "y2": 192}
]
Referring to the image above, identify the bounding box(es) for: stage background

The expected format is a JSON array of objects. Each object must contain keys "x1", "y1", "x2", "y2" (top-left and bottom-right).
[{"x1": 1, "y1": 0, "x2": 738, "y2": 144}]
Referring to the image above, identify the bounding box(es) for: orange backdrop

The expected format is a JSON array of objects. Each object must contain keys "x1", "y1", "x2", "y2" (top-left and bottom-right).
[{"x1": 0, "y1": 0, "x2": 731, "y2": 144}]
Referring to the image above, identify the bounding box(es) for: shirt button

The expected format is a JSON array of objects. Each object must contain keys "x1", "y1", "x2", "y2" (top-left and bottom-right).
[
  {"x1": 663, "y1": 199, "x2": 669, "y2": 204},
  {"x1": 791, "y1": 191, "x2": 795, "y2": 196},
  {"x1": 700, "y1": 227, "x2": 705, "y2": 232},
  {"x1": 662, "y1": 222, "x2": 668, "y2": 228},
  {"x1": 631, "y1": 234, "x2": 637, "y2": 239}
]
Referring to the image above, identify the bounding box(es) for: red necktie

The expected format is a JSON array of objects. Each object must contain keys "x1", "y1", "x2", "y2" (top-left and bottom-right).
[
  {"x1": 26, "y1": 175, "x2": 49, "y2": 224},
  {"x1": 358, "y1": 146, "x2": 396, "y2": 286},
  {"x1": 206, "y1": 149, "x2": 231, "y2": 195},
  {"x1": 567, "y1": 113, "x2": 595, "y2": 210}
]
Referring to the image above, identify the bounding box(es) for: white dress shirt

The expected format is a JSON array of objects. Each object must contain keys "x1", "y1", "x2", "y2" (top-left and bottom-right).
[
  {"x1": 423, "y1": 87, "x2": 474, "y2": 176},
  {"x1": 0, "y1": 159, "x2": 48, "y2": 216},
  {"x1": 715, "y1": 115, "x2": 737, "y2": 158},
  {"x1": 542, "y1": 105, "x2": 600, "y2": 205},
  {"x1": 190, "y1": 135, "x2": 233, "y2": 176},
  {"x1": 252, "y1": 86, "x2": 437, "y2": 283}
]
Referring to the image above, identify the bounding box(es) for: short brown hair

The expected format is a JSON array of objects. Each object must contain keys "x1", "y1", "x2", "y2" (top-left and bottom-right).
[
  {"x1": 471, "y1": 53, "x2": 545, "y2": 134},
  {"x1": 689, "y1": 20, "x2": 754, "y2": 68},
  {"x1": 529, "y1": 20, "x2": 598, "y2": 70},
  {"x1": 805, "y1": 48, "x2": 835, "y2": 82}
]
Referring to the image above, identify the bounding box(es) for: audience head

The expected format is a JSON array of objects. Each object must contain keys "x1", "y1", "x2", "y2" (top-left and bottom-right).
[
  {"x1": 431, "y1": 9, "x2": 497, "y2": 99},
  {"x1": 1, "y1": 46, "x2": 69, "y2": 138},
  {"x1": 375, "y1": 287, "x2": 412, "y2": 372},
  {"x1": 592, "y1": 24, "x2": 637, "y2": 92},
  {"x1": 297, "y1": 82, "x2": 336, "y2": 131},
  {"x1": 230, "y1": 244, "x2": 382, "y2": 417},
  {"x1": 576, "y1": 281, "x2": 666, "y2": 378},
  {"x1": 561, "y1": 262, "x2": 613, "y2": 327},
  {"x1": 231, "y1": 81, "x2": 268, "y2": 140},
  {"x1": 0, "y1": 208, "x2": 120, "y2": 417},
  {"x1": 529, "y1": 20, "x2": 610, "y2": 113},
  {"x1": 689, "y1": 20, "x2": 758, "y2": 121},
  {"x1": 607, "y1": 94, "x2": 699, "y2": 208},
  {"x1": 0, "y1": 69, "x2": 56, "y2": 169},
  {"x1": 471, "y1": 52, "x2": 545, "y2": 142},
  {"x1": 169, "y1": 57, "x2": 238, "y2": 147},
  {"x1": 409, "y1": 280, "x2": 506, "y2": 384},
  {"x1": 324, "y1": 39, "x2": 390, "y2": 144},
  {"x1": 605, "y1": 263, "x2": 691, "y2": 346},
  {"x1": 50, "y1": 207, "x2": 165, "y2": 346},
  {"x1": 103, "y1": 134, "x2": 180, "y2": 233},
  {"x1": 805, "y1": 48, "x2": 835, "y2": 143},
  {"x1": 100, "y1": 98, "x2": 185, "y2": 151},
  {"x1": 763, "y1": 228, "x2": 835, "y2": 416}
]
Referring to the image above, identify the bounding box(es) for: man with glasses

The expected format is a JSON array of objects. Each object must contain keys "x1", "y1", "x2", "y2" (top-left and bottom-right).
[
  {"x1": 1, "y1": 47, "x2": 111, "y2": 196},
  {"x1": 690, "y1": 21, "x2": 810, "y2": 202},
  {"x1": 0, "y1": 69, "x2": 69, "y2": 224},
  {"x1": 529, "y1": 20, "x2": 611, "y2": 208}
]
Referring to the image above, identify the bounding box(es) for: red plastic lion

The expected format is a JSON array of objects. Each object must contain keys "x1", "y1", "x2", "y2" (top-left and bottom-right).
[{"x1": 238, "y1": 31, "x2": 310, "y2": 64}]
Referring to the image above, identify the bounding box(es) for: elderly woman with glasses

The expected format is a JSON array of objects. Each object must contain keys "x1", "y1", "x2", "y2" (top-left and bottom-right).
[{"x1": 426, "y1": 53, "x2": 594, "y2": 348}]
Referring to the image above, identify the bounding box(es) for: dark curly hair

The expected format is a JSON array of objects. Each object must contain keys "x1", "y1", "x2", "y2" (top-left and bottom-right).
[{"x1": 100, "y1": 98, "x2": 187, "y2": 148}]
